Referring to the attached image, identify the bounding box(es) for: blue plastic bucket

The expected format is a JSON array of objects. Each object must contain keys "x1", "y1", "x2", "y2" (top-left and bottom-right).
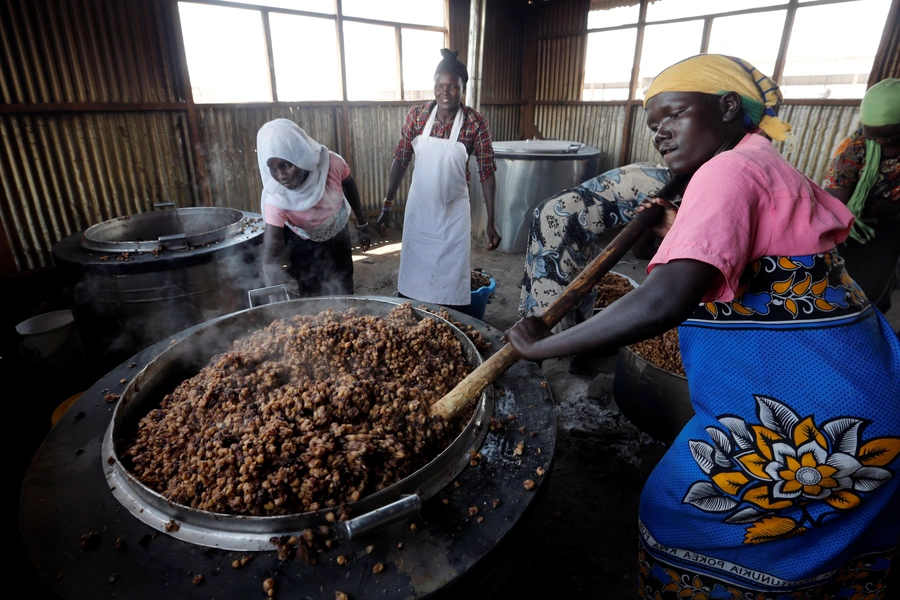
[{"x1": 470, "y1": 275, "x2": 496, "y2": 320}]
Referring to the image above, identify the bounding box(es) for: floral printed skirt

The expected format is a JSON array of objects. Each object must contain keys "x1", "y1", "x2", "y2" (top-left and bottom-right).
[
  {"x1": 518, "y1": 163, "x2": 670, "y2": 331},
  {"x1": 638, "y1": 250, "x2": 900, "y2": 599}
]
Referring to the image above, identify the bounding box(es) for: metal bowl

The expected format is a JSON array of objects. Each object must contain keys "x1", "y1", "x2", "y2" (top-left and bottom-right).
[
  {"x1": 82, "y1": 207, "x2": 247, "y2": 253},
  {"x1": 594, "y1": 271, "x2": 693, "y2": 445},
  {"x1": 614, "y1": 345, "x2": 692, "y2": 446},
  {"x1": 102, "y1": 297, "x2": 493, "y2": 550}
]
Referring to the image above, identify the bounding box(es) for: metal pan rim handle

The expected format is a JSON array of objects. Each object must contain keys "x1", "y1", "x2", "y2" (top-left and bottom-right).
[{"x1": 333, "y1": 494, "x2": 422, "y2": 542}]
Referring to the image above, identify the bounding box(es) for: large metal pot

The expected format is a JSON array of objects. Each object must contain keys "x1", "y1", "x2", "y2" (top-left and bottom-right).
[
  {"x1": 602, "y1": 272, "x2": 694, "y2": 445},
  {"x1": 52, "y1": 207, "x2": 265, "y2": 377},
  {"x1": 102, "y1": 297, "x2": 493, "y2": 551},
  {"x1": 469, "y1": 140, "x2": 602, "y2": 253},
  {"x1": 614, "y1": 346, "x2": 693, "y2": 446},
  {"x1": 20, "y1": 297, "x2": 554, "y2": 600}
]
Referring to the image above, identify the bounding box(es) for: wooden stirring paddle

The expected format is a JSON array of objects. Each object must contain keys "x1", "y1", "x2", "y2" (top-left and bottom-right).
[{"x1": 430, "y1": 204, "x2": 662, "y2": 420}]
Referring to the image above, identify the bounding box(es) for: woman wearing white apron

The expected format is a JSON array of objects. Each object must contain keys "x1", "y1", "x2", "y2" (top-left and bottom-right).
[{"x1": 378, "y1": 48, "x2": 501, "y2": 315}]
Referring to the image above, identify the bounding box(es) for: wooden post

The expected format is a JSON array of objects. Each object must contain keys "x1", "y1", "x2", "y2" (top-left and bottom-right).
[
  {"x1": 466, "y1": 0, "x2": 486, "y2": 112},
  {"x1": 618, "y1": 0, "x2": 648, "y2": 167},
  {"x1": 868, "y1": 0, "x2": 900, "y2": 87},
  {"x1": 519, "y1": 2, "x2": 539, "y2": 140},
  {"x1": 168, "y1": 0, "x2": 211, "y2": 207}
]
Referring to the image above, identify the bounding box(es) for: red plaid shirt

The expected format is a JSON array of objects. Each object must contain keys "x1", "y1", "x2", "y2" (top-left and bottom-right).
[{"x1": 393, "y1": 101, "x2": 496, "y2": 183}]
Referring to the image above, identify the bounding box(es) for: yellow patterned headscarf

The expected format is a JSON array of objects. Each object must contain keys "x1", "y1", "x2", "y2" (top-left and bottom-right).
[{"x1": 644, "y1": 54, "x2": 793, "y2": 144}]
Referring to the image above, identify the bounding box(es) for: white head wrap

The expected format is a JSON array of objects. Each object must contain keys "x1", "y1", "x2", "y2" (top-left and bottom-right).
[{"x1": 257, "y1": 118, "x2": 331, "y2": 213}]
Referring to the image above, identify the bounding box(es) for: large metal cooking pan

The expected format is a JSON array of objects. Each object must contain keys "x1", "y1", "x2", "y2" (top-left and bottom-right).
[{"x1": 101, "y1": 296, "x2": 493, "y2": 551}]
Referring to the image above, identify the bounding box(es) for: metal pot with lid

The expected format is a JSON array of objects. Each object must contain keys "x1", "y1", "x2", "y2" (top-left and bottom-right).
[
  {"x1": 52, "y1": 206, "x2": 265, "y2": 377},
  {"x1": 469, "y1": 139, "x2": 603, "y2": 253}
]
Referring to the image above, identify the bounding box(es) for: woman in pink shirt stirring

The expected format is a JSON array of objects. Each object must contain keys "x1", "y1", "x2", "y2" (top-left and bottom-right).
[
  {"x1": 506, "y1": 55, "x2": 900, "y2": 598},
  {"x1": 257, "y1": 119, "x2": 372, "y2": 296}
]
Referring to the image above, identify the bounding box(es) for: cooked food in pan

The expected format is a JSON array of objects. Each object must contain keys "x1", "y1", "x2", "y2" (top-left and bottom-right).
[{"x1": 121, "y1": 304, "x2": 474, "y2": 517}]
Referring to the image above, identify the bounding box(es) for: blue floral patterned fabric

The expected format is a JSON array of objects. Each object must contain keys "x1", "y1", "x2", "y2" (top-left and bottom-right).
[{"x1": 639, "y1": 250, "x2": 900, "y2": 599}]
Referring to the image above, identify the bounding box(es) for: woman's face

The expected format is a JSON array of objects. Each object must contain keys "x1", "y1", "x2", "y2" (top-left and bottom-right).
[
  {"x1": 267, "y1": 157, "x2": 309, "y2": 190},
  {"x1": 645, "y1": 92, "x2": 736, "y2": 175},
  {"x1": 862, "y1": 122, "x2": 900, "y2": 151},
  {"x1": 434, "y1": 71, "x2": 463, "y2": 112}
]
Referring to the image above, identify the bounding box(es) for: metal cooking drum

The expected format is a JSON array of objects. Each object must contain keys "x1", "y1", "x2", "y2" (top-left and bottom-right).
[
  {"x1": 51, "y1": 207, "x2": 265, "y2": 378},
  {"x1": 102, "y1": 297, "x2": 493, "y2": 551}
]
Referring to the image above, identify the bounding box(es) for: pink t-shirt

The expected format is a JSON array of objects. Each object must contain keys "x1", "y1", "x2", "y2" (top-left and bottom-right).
[
  {"x1": 648, "y1": 133, "x2": 854, "y2": 303},
  {"x1": 264, "y1": 152, "x2": 350, "y2": 231}
]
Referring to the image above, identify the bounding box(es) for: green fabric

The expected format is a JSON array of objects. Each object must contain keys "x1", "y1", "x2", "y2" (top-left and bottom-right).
[
  {"x1": 737, "y1": 96, "x2": 764, "y2": 128},
  {"x1": 859, "y1": 78, "x2": 900, "y2": 127},
  {"x1": 846, "y1": 139, "x2": 880, "y2": 244},
  {"x1": 845, "y1": 78, "x2": 899, "y2": 243}
]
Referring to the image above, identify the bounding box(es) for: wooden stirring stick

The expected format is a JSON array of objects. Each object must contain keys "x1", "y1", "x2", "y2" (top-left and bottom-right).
[{"x1": 430, "y1": 204, "x2": 662, "y2": 420}]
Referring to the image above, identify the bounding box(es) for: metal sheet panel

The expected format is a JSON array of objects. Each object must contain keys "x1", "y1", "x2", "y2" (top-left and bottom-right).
[
  {"x1": 0, "y1": 112, "x2": 196, "y2": 271},
  {"x1": 482, "y1": 3, "x2": 524, "y2": 101},
  {"x1": 628, "y1": 103, "x2": 861, "y2": 182},
  {"x1": 537, "y1": 0, "x2": 590, "y2": 37},
  {"x1": 481, "y1": 105, "x2": 522, "y2": 144},
  {"x1": 448, "y1": 0, "x2": 470, "y2": 60},
  {"x1": 534, "y1": 103, "x2": 627, "y2": 172},
  {"x1": 196, "y1": 106, "x2": 341, "y2": 213},
  {"x1": 536, "y1": 37, "x2": 587, "y2": 102},
  {"x1": 0, "y1": 0, "x2": 181, "y2": 104},
  {"x1": 774, "y1": 103, "x2": 860, "y2": 184},
  {"x1": 346, "y1": 105, "x2": 415, "y2": 213}
]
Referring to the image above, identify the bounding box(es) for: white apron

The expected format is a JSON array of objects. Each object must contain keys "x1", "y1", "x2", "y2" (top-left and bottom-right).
[{"x1": 397, "y1": 105, "x2": 471, "y2": 305}]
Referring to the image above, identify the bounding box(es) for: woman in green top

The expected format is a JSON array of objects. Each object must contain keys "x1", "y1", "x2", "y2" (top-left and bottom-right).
[{"x1": 823, "y1": 78, "x2": 900, "y2": 314}]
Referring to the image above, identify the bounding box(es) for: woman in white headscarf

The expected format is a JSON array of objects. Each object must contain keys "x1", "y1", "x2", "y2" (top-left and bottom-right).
[{"x1": 257, "y1": 118, "x2": 372, "y2": 296}]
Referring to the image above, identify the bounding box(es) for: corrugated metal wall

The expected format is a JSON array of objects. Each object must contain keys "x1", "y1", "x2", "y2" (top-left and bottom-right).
[
  {"x1": 197, "y1": 106, "x2": 342, "y2": 213},
  {"x1": 0, "y1": 0, "x2": 889, "y2": 275},
  {"x1": 347, "y1": 106, "x2": 415, "y2": 209},
  {"x1": 0, "y1": 0, "x2": 194, "y2": 272},
  {"x1": 774, "y1": 104, "x2": 861, "y2": 185},
  {"x1": 482, "y1": 3, "x2": 524, "y2": 101},
  {"x1": 535, "y1": 0, "x2": 588, "y2": 102},
  {"x1": 0, "y1": 112, "x2": 195, "y2": 271},
  {"x1": 535, "y1": 38, "x2": 587, "y2": 102},
  {"x1": 0, "y1": 0, "x2": 181, "y2": 104},
  {"x1": 537, "y1": 0, "x2": 590, "y2": 37},
  {"x1": 534, "y1": 103, "x2": 628, "y2": 171},
  {"x1": 448, "y1": 0, "x2": 470, "y2": 61},
  {"x1": 481, "y1": 105, "x2": 522, "y2": 142}
]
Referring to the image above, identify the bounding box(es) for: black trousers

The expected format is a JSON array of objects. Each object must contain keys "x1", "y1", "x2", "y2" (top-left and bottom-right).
[{"x1": 284, "y1": 224, "x2": 354, "y2": 297}]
